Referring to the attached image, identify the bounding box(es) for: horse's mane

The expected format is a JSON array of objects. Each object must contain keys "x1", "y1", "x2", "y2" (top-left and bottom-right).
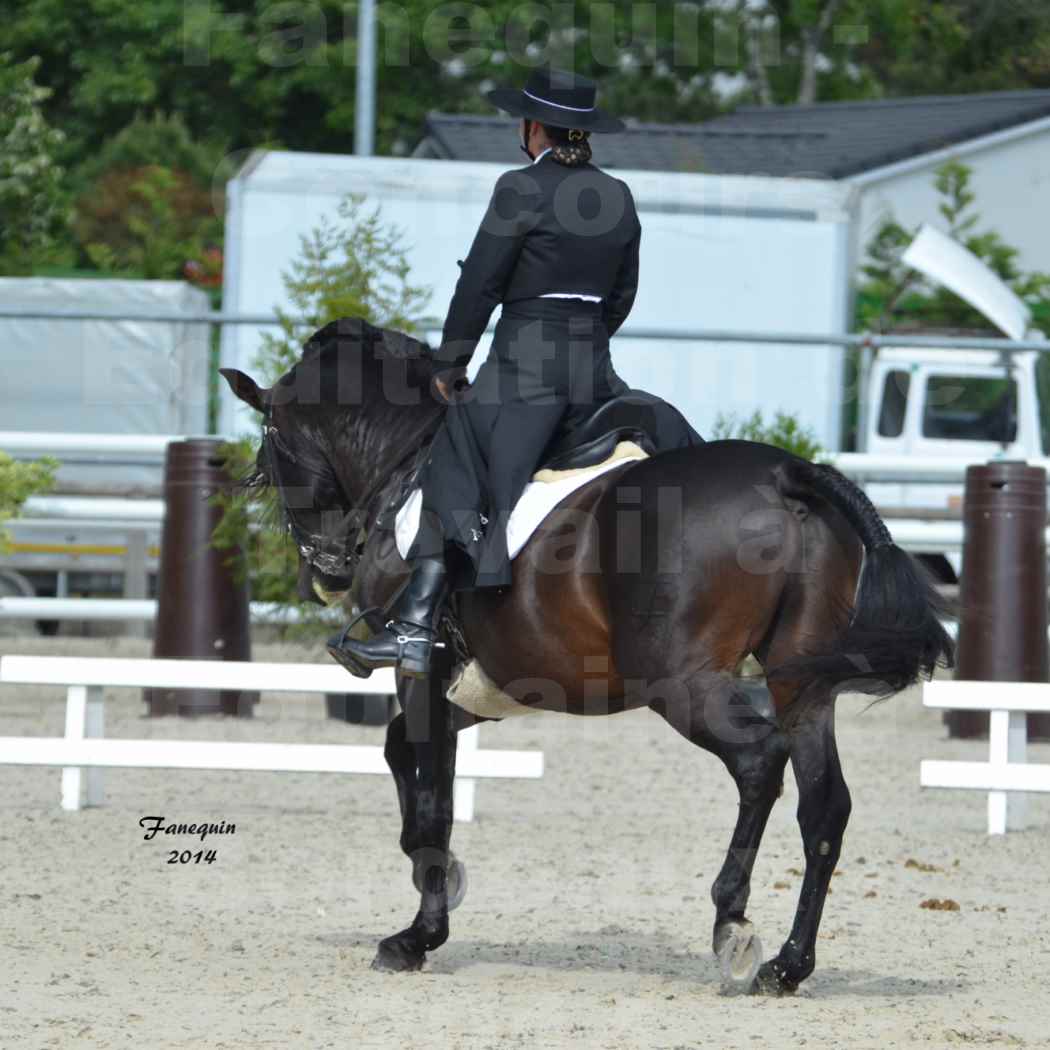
[
  {"x1": 282, "y1": 317, "x2": 434, "y2": 394},
  {"x1": 267, "y1": 317, "x2": 444, "y2": 508}
]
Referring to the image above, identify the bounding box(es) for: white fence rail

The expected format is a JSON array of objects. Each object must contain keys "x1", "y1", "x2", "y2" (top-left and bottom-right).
[
  {"x1": 0, "y1": 596, "x2": 337, "y2": 625},
  {"x1": 920, "y1": 680, "x2": 1050, "y2": 834},
  {"x1": 0, "y1": 656, "x2": 544, "y2": 822},
  {"x1": 0, "y1": 432, "x2": 208, "y2": 458}
]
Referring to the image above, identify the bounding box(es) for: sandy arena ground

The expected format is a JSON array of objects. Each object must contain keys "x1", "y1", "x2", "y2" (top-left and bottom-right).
[{"x1": 2, "y1": 633, "x2": 1050, "y2": 1050}]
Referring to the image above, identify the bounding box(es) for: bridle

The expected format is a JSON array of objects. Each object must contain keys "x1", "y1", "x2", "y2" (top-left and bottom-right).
[
  {"x1": 261, "y1": 406, "x2": 445, "y2": 584},
  {"x1": 261, "y1": 418, "x2": 356, "y2": 580}
]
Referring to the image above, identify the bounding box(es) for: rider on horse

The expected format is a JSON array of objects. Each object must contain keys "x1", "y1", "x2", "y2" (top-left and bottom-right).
[{"x1": 329, "y1": 68, "x2": 640, "y2": 679}]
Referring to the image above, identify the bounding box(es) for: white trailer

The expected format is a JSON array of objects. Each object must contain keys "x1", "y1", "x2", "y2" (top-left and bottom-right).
[
  {"x1": 0, "y1": 278, "x2": 211, "y2": 605},
  {"x1": 220, "y1": 151, "x2": 858, "y2": 445}
]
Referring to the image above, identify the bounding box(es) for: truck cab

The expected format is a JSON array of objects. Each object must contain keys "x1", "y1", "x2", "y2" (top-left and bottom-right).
[{"x1": 867, "y1": 347, "x2": 1041, "y2": 463}]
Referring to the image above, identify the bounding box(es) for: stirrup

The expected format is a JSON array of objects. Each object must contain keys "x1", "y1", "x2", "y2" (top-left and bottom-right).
[{"x1": 327, "y1": 606, "x2": 382, "y2": 679}]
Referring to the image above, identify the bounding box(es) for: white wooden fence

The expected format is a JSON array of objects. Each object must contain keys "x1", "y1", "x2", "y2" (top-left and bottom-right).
[
  {"x1": 0, "y1": 656, "x2": 543, "y2": 822},
  {"x1": 921, "y1": 680, "x2": 1050, "y2": 834}
]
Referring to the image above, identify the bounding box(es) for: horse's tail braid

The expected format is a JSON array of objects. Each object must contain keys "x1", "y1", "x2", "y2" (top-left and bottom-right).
[{"x1": 767, "y1": 459, "x2": 956, "y2": 699}]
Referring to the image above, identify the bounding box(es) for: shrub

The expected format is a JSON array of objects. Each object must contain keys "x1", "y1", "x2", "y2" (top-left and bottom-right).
[
  {"x1": 72, "y1": 112, "x2": 228, "y2": 193},
  {"x1": 711, "y1": 409, "x2": 824, "y2": 462},
  {"x1": 0, "y1": 453, "x2": 57, "y2": 553},
  {"x1": 75, "y1": 164, "x2": 223, "y2": 279}
]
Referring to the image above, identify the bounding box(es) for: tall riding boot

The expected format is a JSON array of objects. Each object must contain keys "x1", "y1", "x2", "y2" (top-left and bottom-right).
[{"x1": 327, "y1": 556, "x2": 449, "y2": 679}]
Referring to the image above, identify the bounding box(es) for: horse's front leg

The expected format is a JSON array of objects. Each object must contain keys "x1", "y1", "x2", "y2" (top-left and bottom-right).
[
  {"x1": 752, "y1": 699, "x2": 851, "y2": 995},
  {"x1": 372, "y1": 658, "x2": 458, "y2": 973}
]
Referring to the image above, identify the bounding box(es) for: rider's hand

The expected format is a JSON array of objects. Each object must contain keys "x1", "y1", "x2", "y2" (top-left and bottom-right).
[{"x1": 434, "y1": 367, "x2": 467, "y2": 403}]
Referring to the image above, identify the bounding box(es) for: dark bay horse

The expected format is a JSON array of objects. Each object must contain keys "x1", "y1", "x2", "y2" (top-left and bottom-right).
[{"x1": 220, "y1": 318, "x2": 954, "y2": 995}]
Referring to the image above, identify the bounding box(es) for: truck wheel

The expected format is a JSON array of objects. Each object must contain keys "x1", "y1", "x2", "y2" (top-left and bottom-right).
[{"x1": 325, "y1": 692, "x2": 395, "y2": 725}]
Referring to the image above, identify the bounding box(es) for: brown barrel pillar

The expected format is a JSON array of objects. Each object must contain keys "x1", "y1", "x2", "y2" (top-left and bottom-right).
[
  {"x1": 146, "y1": 439, "x2": 256, "y2": 717},
  {"x1": 952, "y1": 461, "x2": 1050, "y2": 740}
]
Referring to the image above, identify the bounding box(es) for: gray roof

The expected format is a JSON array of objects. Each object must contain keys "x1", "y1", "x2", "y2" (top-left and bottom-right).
[{"x1": 417, "y1": 90, "x2": 1050, "y2": 178}]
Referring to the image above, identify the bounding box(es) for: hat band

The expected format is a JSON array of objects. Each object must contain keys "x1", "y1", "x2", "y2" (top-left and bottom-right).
[{"x1": 522, "y1": 88, "x2": 595, "y2": 113}]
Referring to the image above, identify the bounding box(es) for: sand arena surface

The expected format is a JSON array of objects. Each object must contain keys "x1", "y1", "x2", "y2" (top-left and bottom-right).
[{"x1": 2, "y1": 635, "x2": 1050, "y2": 1049}]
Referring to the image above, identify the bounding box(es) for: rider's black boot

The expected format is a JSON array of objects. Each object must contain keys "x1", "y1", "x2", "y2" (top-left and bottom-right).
[{"x1": 327, "y1": 556, "x2": 449, "y2": 678}]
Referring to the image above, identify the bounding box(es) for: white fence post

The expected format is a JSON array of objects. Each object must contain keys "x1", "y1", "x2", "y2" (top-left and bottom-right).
[
  {"x1": 454, "y1": 724, "x2": 479, "y2": 823},
  {"x1": 921, "y1": 680, "x2": 1050, "y2": 834},
  {"x1": 988, "y1": 709, "x2": 1028, "y2": 834},
  {"x1": 60, "y1": 685, "x2": 87, "y2": 811},
  {"x1": 85, "y1": 685, "x2": 105, "y2": 808}
]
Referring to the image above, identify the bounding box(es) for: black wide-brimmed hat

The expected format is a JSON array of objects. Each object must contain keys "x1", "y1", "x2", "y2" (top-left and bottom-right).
[{"x1": 485, "y1": 68, "x2": 625, "y2": 134}]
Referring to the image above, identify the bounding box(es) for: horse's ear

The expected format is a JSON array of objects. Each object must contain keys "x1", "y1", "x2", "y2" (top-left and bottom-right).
[{"x1": 219, "y1": 368, "x2": 267, "y2": 413}]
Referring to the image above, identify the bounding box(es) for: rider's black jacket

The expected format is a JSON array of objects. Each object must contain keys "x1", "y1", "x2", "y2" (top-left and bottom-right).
[{"x1": 432, "y1": 151, "x2": 642, "y2": 372}]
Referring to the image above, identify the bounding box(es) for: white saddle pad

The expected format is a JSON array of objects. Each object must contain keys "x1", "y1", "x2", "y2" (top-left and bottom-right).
[{"x1": 395, "y1": 440, "x2": 649, "y2": 562}]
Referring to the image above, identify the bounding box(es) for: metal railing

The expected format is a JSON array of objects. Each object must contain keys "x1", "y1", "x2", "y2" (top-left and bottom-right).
[{"x1": 0, "y1": 304, "x2": 1046, "y2": 353}]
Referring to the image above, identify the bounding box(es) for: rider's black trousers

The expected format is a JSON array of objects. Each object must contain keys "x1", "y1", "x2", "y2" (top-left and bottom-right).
[{"x1": 405, "y1": 296, "x2": 629, "y2": 591}]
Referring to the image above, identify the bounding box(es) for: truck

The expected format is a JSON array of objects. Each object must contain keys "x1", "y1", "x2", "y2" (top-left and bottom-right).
[{"x1": 857, "y1": 224, "x2": 1048, "y2": 581}]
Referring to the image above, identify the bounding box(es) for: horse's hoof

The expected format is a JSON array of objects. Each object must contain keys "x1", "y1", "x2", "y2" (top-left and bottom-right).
[
  {"x1": 446, "y1": 857, "x2": 467, "y2": 910},
  {"x1": 714, "y1": 921, "x2": 763, "y2": 995},
  {"x1": 750, "y1": 959, "x2": 797, "y2": 997},
  {"x1": 371, "y1": 936, "x2": 425, "y2": 973},
  {"x1": 411, "y1": 853, "x2": 468, "y2": 911}
]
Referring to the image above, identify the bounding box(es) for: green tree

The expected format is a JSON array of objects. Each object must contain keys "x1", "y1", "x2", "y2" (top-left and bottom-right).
[
  {"x1": 711, "y1": 0, "x2": 1050, "y2": 107},
  {"x1": 858, "y1": 161, "x2": 1050, "y2": 335},
  {"x1": 257, "y1": 193, "x2": 431, "y2": 381},
  {"x1": 8, "y1": 0, "x2": 1050, "y2": 190},
  {"x1": 0, "y1": 52, "x2": 67, "y2": 274},
  {"x1": 72, "y1": 111, "x2": 230, "y2": 193}
]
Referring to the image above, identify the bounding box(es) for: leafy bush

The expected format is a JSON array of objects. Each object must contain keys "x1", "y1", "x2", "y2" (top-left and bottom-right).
[
  {"x1": 213, "y1": 195, "x2": 431, "y2": 619},
  {"x1": 71, "y1": 113, "x2": 231, "y2": 279},
  {"x1": 712, "y1": 409, "x2": 824, "y2": 462},
  {"x1": 72, "y1": 112, "x2": 228, "y2": 193},
  {"x1": 0, "y1": 453, "x2": 57, "y2": 553},
  {"x1": 75, "y1": 164, "x2": 223, "y2": 279},
  {"x1": 0, "y1": 53, "x2": 67, "y2": 275}
]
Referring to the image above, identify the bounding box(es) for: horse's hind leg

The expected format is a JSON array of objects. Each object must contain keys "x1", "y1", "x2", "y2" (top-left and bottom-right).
[
  {"x1": 372, "y1": 657, "x2": 458, "y2": 973},
  {"x1": 751, "y1": 691, "x2": 850, "y2": 995},
  {"x1": 651, "y1": 673, "x2": 790, "y2": 992}
]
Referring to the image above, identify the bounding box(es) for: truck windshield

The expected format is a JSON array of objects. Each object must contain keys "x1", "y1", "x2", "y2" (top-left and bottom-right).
[{"x1": 922, "y1": 375, "x2": 1017, "y2": 443}]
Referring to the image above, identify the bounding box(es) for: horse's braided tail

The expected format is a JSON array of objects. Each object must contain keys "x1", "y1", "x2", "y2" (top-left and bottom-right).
[{"x1": 768, "y1": 459, "x2": 956, "y2": 699}]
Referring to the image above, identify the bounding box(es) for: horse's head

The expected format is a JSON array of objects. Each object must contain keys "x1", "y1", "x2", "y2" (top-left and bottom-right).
[
  {"x1": 220, "y1": 364, "x2": 358, "y2": 605},
  {"x1": 220, "y1": 318, "x2": 442, "y2": 606}
]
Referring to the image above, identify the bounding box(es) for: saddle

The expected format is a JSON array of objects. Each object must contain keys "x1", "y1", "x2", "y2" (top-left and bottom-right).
[
  {"x1": 377, "y1": 388, "x2": 702, "y2": 533},
  {"x1": 538, "y1": 389, "x2": 704, "y2": 471}
]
